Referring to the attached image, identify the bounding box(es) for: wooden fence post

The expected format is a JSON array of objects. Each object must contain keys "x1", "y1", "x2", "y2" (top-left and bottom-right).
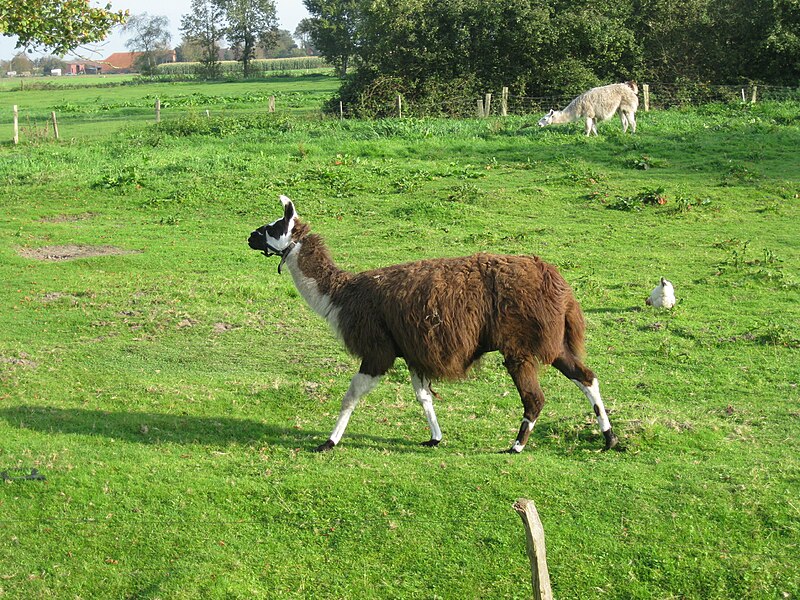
[
  {"x1": 269, "y1": 95, "x2": 275, "y2": 112},
  {"x1": 155, "y1": 98, "x2": 161, "y2": 123},
  {"x1": 51, "y1": 111, "x2": 59, "y2": 140},
  {"x1": 642, "y1": 84, "x2": 650, "y2": 112},
  {"x1": 751, "y1": 85, "x2": 758, "y2": 104},
  {"x1": 339, "y1": 101, "x2": 344, "y2": 120},
  {"x1": 513, "y1": 498, "x2": 553, "y2": 600},
  {"x1": 13, "y1": 104, "x2": 19, "y2": 144},
  {"x1": 501, "y1": 87, "x2": 509, "y2": 116},
  {"x1": 484, "y1": 93, "x2": 492, "y2": 116},
  {"x1": 477, "y1": 98, "x2": 485, "y2": 118},
  {"x1": 741, "y1": 88, "x2": 746, "y2": 103}
]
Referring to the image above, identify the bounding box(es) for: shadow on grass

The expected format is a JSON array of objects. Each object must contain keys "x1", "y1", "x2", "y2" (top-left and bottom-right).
[{"x1": 0, "y1": 405, "x2": 428, "y2": 453}]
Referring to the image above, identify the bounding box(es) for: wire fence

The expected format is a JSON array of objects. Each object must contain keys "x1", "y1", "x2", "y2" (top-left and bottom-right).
[
  {"x1": 3, "y1": 82, "x2": 799, "y2": 144},
  {"x1": 345, "y1": 83, "x2": 800, "y2": 119}
]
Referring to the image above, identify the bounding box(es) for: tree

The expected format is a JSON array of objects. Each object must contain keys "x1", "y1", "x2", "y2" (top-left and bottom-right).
[
  {"x1": 124, "y1": 13, "x2": 172, "y2": 75},
  {"x1": 294, "y1": 19, "x2": 316, "y2": 55},
  {"x1": 261, "y1": 29, "x2": 301, "y2": 58},
  {"x1": 9, "y1": 51, "x2": 34, "y2": 73},
  {"x1": 220, "y1": 0, "x2": 278, "y2": 78},
  {"x1": 35, "y1": 54, "x2": 67, "y2": 75},
  {"x1": 180, "y1": 0, "x2": 226, "y2": 78},
  {"x1": 0, "y1": 0, "x2": 128, "y2": 54},
  {"x1": 302, "y1": 0, "x2": 361, "y2": 77}
]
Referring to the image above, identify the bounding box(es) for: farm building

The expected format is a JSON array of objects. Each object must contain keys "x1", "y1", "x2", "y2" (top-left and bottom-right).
[{"x1": 66, "y1": 50, "x2": 176, "y2": 75}]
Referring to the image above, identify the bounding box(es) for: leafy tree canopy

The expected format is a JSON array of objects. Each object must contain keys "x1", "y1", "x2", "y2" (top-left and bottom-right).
[
  {"x1": 305, "y1": 0, "x2": 800, "y2": 117},
  {"x1": 0, "y1": 0, "x2": 128, "y2": 55}
]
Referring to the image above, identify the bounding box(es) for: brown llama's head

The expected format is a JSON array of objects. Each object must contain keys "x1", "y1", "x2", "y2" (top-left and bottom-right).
[{"x1": 248, "y1": 195, "x2": 298, "y2": 257}]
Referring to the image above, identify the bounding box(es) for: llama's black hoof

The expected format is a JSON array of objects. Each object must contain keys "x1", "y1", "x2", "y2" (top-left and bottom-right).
[
  {"x1": 313, "y1": 439, "x2": 336, "y2": 453},
  {"x1": 420, "y1": 439, "x2": 440, "y2": 447},
  {"x1": 603, "y1": 429, "x2": 620, "y2": 451}
]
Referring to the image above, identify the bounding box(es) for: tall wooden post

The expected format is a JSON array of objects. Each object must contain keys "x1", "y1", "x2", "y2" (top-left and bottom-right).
[
  {"x1": 642, "y1": 84, "x2": 650, "y2": 112},
  {"x1": 155, "y1": 98, "x2": 161, "y2": 123},
  {"x1": 501, "y1": 87, "x2": 509, "y2": 116},
  {"x1": 484, "y1": 93, "x2": 492, "y2": 116},
  {"x1": 13, "y1": 104, "x2": 19, "y2": 144},
  {"x1": 269, "y1": 95, "x2": 275, "y2": 112},
  {"x1": 339, "y1": 101, "x2": 344, "y2": 120},
  {"x1": 477, "y1": 98, "x2": 484, "y2": 118},
  {"x1": 51, "y1": 111, "x2": 59, "y2": 140},
  {"x1": 751, "y1": 85, "x2": 758, "y2": 104},
  {"x1": 513, "y1": 498, "x2": 553, "y2": 600}
]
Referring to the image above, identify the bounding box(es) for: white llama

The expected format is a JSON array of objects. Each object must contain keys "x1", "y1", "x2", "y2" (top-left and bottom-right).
[{"x1": 538, "y1": 81, "x2": 639, "y2": 136}]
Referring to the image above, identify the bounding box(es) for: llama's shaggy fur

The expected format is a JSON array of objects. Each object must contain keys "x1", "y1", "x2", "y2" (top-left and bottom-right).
[
  {"x1": 646, "y1": 277, "x2": 676, "y2": 308},
  {"x1": 538, "y1": 81, "x2": 639, "y2": 135},
  {"x1": 249, "y1": 197, "x2": 619, "y2": 453}
]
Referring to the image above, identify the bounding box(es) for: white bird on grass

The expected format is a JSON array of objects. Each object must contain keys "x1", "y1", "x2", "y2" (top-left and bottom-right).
[{"x1": 646, "y1": 277, "x2": 676, "y2": 309}]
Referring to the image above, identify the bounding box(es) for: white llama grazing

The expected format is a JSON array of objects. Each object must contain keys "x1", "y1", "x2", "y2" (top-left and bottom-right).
[
  {"x1": 538, "y1": 81, "x2": 639, "y2": 136},
  {"x1": 646, "y1": 277, "x2": 676, "y2": 309}
]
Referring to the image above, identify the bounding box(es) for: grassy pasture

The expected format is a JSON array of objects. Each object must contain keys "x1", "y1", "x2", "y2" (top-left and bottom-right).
[
  {"x1": 0, "y1": 73, "x2": 340, "y2": 140},
  {"x1": 0, "y1": 77, "x2": 798, "y2": 599}
]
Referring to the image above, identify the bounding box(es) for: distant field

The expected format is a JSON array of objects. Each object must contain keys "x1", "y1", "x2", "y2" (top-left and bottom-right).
[
  {"x1": 0, "y1": 73, "x2": 340, "y2": 140},
  {"x1": 0, "y1": 77, "x2": 798, "y2": 599}
]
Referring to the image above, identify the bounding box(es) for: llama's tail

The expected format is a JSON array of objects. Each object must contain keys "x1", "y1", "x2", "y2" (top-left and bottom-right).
[{"x1": 564, "y1": 297, "x2": 587, "y2": 358}]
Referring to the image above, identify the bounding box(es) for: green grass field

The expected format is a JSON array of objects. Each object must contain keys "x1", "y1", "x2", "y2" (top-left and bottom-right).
[
  {"x1": 1, "y1": 73, "x2": 340, "y2": 140},
  {"x1": 0, "y1": 75, "x2": 798, "y2": 599}
]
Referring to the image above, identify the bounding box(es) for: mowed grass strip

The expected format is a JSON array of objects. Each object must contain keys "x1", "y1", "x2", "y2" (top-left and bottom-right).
[{"x1": 0, "y1": 88, "x2": 798, "y2": 599}]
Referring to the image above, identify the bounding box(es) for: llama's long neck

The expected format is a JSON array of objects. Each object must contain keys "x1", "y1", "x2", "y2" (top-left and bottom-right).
[
  {"x1": 551, "y1": 105, "x2": 578, "y2": 124},
  {"x1": 281, "y1": 222, "x2": 352, "y2": 331}
]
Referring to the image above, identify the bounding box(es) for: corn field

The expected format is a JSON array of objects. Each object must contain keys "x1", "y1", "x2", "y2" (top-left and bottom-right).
[{"x1": 157, "y1": 57, "x2": 330, "y2": 77}]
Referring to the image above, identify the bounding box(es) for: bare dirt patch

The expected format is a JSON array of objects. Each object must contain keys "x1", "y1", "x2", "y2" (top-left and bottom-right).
[
  {"x1": 0, "y1": 354, "x2": 38, "y2": 369},
  {"x1": 213, "y1": 322, "x2": 237, "y2": 334},
  {"x1": 38, "y1": 213, "x2": 97, "y2": 223},
  {"x1": 17, "y1": 245, "x2": 140, "y2": 261}
]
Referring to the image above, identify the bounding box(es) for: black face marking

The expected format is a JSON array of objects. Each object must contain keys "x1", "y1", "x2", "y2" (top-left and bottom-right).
[
  {"x1": 248, "y1": 216, "x2": 290, "y2": 253},
  {"x1": 594, "y1": 405, "x2": 601, "y2": 417}
]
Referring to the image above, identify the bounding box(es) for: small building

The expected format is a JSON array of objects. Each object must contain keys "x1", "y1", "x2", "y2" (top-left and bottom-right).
[
  {"x1": 65, "y1": 51, "x2": 176, "y2": 75},
  {"x1": 65, "y1": 61, "x2": 103, "y2": 75},
  {"x1": 50, "y1": 68, "x2": 62, "y2": 76}
]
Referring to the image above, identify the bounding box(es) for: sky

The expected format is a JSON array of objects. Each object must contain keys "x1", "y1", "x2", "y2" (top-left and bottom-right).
[{"x1": 1, "y1": 0, "x2": 310, "y2": 61}]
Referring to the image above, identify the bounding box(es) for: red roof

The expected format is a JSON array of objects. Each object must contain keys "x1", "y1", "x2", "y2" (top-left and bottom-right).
[{"x1": 103, "y1": 52, "x2": 143, "y2": 70}]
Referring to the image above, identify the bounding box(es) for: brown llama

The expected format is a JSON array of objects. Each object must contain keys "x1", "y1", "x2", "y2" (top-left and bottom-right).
[{"x1": 248, "y1": 196, "x2": 619, "y2": 453}]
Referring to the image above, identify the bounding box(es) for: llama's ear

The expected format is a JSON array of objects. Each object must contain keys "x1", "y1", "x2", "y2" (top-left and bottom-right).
[
  {"x1": 279, "y1": 195, "x2": 296, "y2": 221},
  {"x1": 660, "y1": 277, "x2": 667, "y2": 285},
  {"x1": 548, "y1": 109, "x2": 555, "y2": 116}
]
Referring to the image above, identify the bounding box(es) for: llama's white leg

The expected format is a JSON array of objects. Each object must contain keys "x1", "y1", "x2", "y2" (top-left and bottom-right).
[
  {"x1": 511, "y1": 418, "x2": 536, "y2": 453},
  {"x1": 591, "y1": 120, "x2": 599, "y2": 136},
  {"x1": 315, "y1": 372, "x2": 381, "y2": 451},
  {"x1": 628, "y1": 112, "x2": 637, "y2": 133},
  {"x1": 411, "y1": 371, "x2": 442, "y2": 446},
  {"x1": 584, "y1": 117, "x2": 593, "y2": 136},
  {"x1": 571, "y1": 378, "x2": 616, "y2": 448},
  {"x1": 620, "y1": 111, "x2": 629, "y2": 133}
]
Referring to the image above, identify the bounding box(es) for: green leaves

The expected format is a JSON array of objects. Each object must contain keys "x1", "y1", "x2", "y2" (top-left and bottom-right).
[{"x1": 0, "y1": 0, "x2": 128, "y2": 54}]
